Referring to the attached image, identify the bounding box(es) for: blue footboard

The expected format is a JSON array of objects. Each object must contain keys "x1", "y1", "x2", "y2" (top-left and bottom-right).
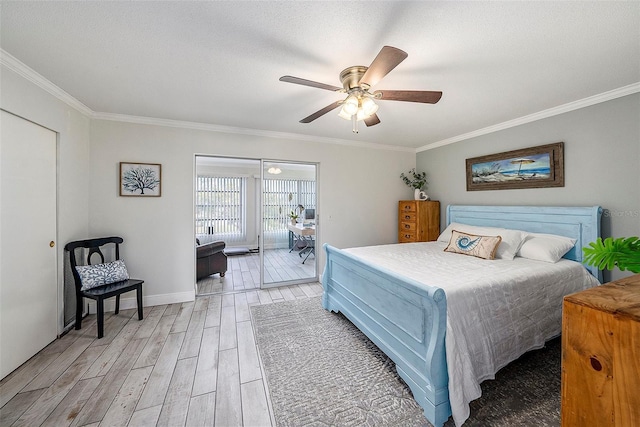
[{"x1": 322, "y1": 243, "x2": 451, "y2": 427}]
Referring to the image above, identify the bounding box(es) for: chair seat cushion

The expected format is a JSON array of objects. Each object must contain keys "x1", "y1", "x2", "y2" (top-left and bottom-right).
[
  {"x1": 75, "y1": 260, "x2": 130, "y2": 290},
  {"x1": 82, "y1": 279, "x2": 144, "y2": 298}
]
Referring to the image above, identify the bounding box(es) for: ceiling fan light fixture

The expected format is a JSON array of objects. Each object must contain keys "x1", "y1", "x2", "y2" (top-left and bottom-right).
[
  {"x1": 361, "y1": 96, "x2": 378, "y2": 117},
  {"x1": 342, "y1": 94, "x2": 359, "y2": 115},
  {"x1": 338, "y1": 108, "x2": 352, "y2": 120},
  {"x1": 339, "y1": 94, "x2": 378, "y2": 123}
]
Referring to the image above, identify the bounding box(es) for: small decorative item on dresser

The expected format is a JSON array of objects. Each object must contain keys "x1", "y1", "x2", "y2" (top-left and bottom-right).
[
  {"x1": 400, "y1": 168, "x2": 429, "y2": 200},
  {"x1": 398, "y1": 200, "x2": 440, "y2": 243}
]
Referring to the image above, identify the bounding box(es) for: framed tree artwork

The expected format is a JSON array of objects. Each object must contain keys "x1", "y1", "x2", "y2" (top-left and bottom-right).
[
  {"x1": 466, "y1": 142, "x2": 564, "y2": 191},
  {"x1": 119, "y1": 162, "x2": 162, "y2": 197}
]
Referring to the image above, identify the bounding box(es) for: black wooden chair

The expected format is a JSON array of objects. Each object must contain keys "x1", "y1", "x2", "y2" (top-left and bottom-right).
[{"x1": 65, "y1": 237, "x2": 144, "y2": 338}]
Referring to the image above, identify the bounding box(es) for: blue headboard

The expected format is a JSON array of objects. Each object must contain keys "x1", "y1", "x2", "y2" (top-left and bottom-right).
[{"x1": 446, "y1": 205, "x2": 603, "y2": 282}]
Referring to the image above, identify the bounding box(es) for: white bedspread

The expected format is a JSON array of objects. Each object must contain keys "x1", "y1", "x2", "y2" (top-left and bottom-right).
[{"x1": 344, "y1": 242, "x2": 600, "y2": 426}]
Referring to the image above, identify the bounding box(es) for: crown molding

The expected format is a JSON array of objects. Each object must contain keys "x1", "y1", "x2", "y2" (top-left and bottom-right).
[
  {"x1": 91, "y1": 112, "x2": 415, "y2": 152},
  {"x1": 4, "y1": 48, "x2": 635, "y2": 154},
  {"x1": 417, "y1": 82, "x2": 640, "y2": 152},
  {"x1": 1, "y1": 48, "x2": 410, "y2": 152},
  {"x1": 1, "y1": 49, "x2": 94, "y2": 116}
]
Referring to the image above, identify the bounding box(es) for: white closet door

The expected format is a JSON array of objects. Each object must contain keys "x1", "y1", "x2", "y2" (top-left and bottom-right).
[{"x1": 1, "y1": 110, "x2": 58, "y2": 379}]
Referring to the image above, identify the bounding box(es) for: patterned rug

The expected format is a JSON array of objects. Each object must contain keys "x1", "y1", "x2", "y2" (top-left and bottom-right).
[{"x1": 251, "y1": 296, "x2": 561, "y2": 427}]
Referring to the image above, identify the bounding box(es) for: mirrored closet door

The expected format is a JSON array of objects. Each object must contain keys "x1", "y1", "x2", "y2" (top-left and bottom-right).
[
  {"x1": 261, "y1": 161, "x2": 317, "y2": 289},
  {"x1": 194, "y1": 156, "x2": 318, "y2": 295},
  {"x1": 195, "y1": 156, "x2": 261, "y2": 294}
]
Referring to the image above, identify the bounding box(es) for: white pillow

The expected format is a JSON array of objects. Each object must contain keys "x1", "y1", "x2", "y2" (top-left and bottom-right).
[
  {"x1": 438, "y1": 222, "x2": 526, "y2": 260},
  {"x1": 517, "y1": 233, "x2": 576, "y2": 263}
]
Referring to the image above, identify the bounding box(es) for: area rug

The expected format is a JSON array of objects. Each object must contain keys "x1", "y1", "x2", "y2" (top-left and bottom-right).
[{"x1": 251, "y1": 296, "x2": 561, "y2": 427}]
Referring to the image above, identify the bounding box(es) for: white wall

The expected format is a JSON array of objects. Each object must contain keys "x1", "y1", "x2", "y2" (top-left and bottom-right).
[
  {"x1": 1, "y1": 65, "x2": 91, "y2": 332},
  {"x1": 417, "y1": 93, "x2": 640, "y2": 282},
  {"x1": 89, "y1": 119, "x2": 416, "y2": 304}
]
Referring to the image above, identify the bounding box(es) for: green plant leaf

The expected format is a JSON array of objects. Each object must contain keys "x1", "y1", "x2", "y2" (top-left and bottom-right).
[{"x1": 583, "y1": 236, "x2": 640, "y2": 273}]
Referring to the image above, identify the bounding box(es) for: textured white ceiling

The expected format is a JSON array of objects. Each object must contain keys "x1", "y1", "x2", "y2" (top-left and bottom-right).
[{"x1": 1, "y1": 1, "x2": 639, "y2": 149}]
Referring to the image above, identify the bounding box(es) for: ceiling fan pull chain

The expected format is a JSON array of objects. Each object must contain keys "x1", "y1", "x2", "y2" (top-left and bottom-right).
[{"x1": 352, "y1": 114, "x2": 358, "y2": 134}]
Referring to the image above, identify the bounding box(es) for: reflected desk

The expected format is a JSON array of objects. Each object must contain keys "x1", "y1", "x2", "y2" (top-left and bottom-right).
[{"x1": 287, "y1": 223, "x2": 315, "y2": 264}]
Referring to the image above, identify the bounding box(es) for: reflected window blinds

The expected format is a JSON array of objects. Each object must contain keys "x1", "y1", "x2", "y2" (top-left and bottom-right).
[{"x1": 196, "y1": 176, "x2": 246, "y2": 243}]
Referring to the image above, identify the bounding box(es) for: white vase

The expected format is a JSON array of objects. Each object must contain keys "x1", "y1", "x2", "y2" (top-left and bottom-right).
[{"x1": 414, "y1": 189, "x2": 429, "y2": 200}]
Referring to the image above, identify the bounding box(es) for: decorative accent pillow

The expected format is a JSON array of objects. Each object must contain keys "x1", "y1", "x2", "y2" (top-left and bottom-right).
[
  {"x1": 517, "y1": 233, "x2": 577, "y2": 263},
  {"x1": 444, "y1": 230, "x2": 502, "y2": 260},
  {"x1": 438, "y1": 222, "x2": 526, "y2": 260},
  {"x1": 75, "y1": 260, "x2": 130, "y2": 291}
]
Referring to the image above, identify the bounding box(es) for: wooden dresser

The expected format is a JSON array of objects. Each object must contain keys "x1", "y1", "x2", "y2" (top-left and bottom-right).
[
  {"x1": 398, "y1": 200, "x2": 440, "y2": 243},
  {"x1": 561, "y1": 273, "x2": 640, "y2": 426}
]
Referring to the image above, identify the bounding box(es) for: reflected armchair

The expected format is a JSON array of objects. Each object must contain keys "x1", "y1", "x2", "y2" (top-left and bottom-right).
[{"x1": 196, "y1": 239, "x2": 228, "y2": 280}]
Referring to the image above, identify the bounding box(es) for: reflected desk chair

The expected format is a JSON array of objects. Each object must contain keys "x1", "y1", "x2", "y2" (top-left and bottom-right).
[
  {"x1": 298, "y1": 236, "x2": 315, "y2": 264},
  {"x1": 287, "y1": 222, "x2": 315, "y2": 264}
]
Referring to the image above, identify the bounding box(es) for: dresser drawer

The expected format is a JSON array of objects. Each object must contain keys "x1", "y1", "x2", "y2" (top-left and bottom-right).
[
  {"x1": 399, "y1": 221, "x2": 417, "y2": 232},
  {"x1": 399, "y1": 232, "x2": 417, "y2": 242},
  {"x1": 399, "y1": 201, "x2": 416, "y2": 213},
  {"x1": 399, "y1": 212, "x2": 416, "y2": 222}
]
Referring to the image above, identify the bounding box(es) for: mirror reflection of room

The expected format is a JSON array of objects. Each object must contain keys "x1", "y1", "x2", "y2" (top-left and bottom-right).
[
  {"x1": 195, "y1": 157, "x2": 317, "y2": 295},
  {"x1": 195, "y1": 157, "x2": 260, "y2": 295},
  {"x1": 262, "y1": 162, "x2": 317, "y2": 287}
]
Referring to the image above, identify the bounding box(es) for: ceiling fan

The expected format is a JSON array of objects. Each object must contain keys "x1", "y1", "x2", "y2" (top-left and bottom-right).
[{"x1": 279, "y1": 46, "x2": 442, "y2": 133}]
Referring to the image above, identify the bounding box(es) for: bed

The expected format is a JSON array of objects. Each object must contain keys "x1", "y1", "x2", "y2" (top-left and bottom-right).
[{"x1": 321, "y1": 205, "x2": 602, "y2": 427}]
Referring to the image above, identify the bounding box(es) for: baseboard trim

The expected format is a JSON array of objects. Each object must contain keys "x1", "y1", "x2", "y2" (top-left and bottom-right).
[{"x1": 86, "y1": 290, "x2": 195, "y2": 313}]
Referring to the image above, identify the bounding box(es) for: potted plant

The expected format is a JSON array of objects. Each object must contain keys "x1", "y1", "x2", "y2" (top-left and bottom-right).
[
  {"x1": 583, "y1": 236, "x2": 640, "y2": 274},
  {"x1": 400, "y1": 168, "x2": 429, "y2": 200},
  {"x1": 288, "y1": 204, "x2": 304, "y2": 225}
]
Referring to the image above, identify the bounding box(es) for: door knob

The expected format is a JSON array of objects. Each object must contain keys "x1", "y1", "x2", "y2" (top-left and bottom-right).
[{"x1": 50, "y1": 241, "x2": 55, "y2": 247}]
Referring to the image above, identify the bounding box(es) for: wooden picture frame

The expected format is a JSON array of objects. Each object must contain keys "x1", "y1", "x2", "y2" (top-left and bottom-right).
[
  {"x1": 466, "y1": 142, "x2": 564, "y2": 191},
  {"x1": 119, "y1": 162, "x2": 162, "y2": 197}
]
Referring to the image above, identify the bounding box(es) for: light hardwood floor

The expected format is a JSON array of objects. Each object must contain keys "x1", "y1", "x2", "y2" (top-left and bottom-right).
[
  {"x1": 0, "y1": 276, "x2": 323, "y2": 426},
  {"x1": 197, "y1": 249, "x2": 316, "y2": 295}
]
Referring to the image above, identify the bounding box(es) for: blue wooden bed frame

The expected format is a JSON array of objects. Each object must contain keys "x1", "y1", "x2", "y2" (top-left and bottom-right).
[{"x1": 322, "y1": 205, "x2": 602, "y2": 427}]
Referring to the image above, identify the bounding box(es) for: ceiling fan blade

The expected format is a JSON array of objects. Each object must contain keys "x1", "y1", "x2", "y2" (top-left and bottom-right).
[
  {"x1": 299, "y1": 101, "x2": 343, "y2": 123},
  {"x1": 359, "y1": 46, "x2": 408, "y2": 88},
  {"x1": 375, "y1": 90, "x2": 443, "y2": 104},
  {"x1": 364, "y1": 114, "x2": 381, "y2": 127},
  {"x1": 279, "y1": 76, "x2": 342, "y2": 92}
]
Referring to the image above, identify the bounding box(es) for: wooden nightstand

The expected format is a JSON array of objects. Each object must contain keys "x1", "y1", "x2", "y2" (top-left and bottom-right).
[
  {"x1": 561, "y1": 273, "x2": 640, "y2": 426},
  {"x1": 398, "y1": 200, "x2": 440, "y2": 243}
]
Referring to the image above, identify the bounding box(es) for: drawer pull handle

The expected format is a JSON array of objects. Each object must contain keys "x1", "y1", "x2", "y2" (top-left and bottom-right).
[
  {"x1": 589, "y1": 357, "x2": 602, "y2": 371},
  {"x1": 404, "y1": 234, "x2": 411, "y2": 239},
  {"x1": 404, "y1": 215, "x2": 411, "y2": 220},
  {"x1": 404, "y1": 224, "x2": 410, "y2": 229}
]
